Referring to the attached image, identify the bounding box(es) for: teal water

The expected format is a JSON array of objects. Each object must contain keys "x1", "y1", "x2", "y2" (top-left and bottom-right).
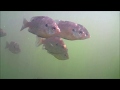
[{"x1": 0, "y1": 11, "x2": 119, "y2": 79}]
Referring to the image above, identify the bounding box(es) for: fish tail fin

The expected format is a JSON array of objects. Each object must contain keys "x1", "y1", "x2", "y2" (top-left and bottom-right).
[
  {"x1": 35, "y1": 36, "x2": 44, "y2": 47},
  {"x1": 5, "y1": 41, "x2": 9, "y2": 49},
  {"x1": 20, "y1": 18, "x2": 29, "y2": 31}
]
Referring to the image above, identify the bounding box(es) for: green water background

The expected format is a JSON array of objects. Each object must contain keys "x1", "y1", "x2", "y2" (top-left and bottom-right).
[{"x1": 0, "y1": 11, "x2": 119, "y2": 79}]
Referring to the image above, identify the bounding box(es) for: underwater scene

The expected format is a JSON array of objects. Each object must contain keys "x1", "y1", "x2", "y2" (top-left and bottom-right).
[{"x1": 0, "y1": 11, "x2": 119, "y2": 79}]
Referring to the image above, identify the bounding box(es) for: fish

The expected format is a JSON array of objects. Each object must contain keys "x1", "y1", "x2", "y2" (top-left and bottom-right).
[
  {"x1": 0, "y1": 28, "x2": 7, "y2": 37},
  {"x1": 5, "y1": 41, "x2": 21, "y2": 54},
  {"x1": 55, "y1": 20, "x2": 90, "y2": 40},
  {"x1": 36, "y1": 36, "x2": 69, "y2": 60},
  {"x1": 20, "y1": 16, "x2": 61, "y2": 39}
]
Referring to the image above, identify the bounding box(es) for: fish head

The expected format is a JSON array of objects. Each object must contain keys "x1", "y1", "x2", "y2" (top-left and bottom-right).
[
  {"x1": 48, "y1": 37, "x2": 67, "y2": 48},
  {"x1": 72, "y1": 24, "x2": 90, "y2": 40},
  {"x1": 61, "y1": 52, "x2": 69, "y2": 60},
  {"x1": 44, "y1": 22, "x2": 61, "y2": 36},
  {"x1": 43, "y1": 37, "x2": 68, "y2": 55},
  {"x1": 56, "y1": 38, "x2": 68, "y2": 52},
  {"x1": 41, "y1": 17, "x2": 60, "y2": 36},
  {"x1": 81, "y1": 26, "x2": 90, "y2": 39},
  {"x1": 14, "y1": 45, "x2": 21, "y2": 53},
  {"x1": 12, "y1": 42, "x2": 21, "y2": 54}
]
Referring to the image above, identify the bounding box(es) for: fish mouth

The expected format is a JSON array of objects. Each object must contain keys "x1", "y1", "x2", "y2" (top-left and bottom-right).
[
  {"x1": 81, "y1": 34, "x2": 90, "y2": 40},
  {"x1": 55, "y1": 28, "x2": 61, "y2": 36},
  {"x1": 47, "y1": 27, "x2": 61, "y2": 35},
  {"x1": 87, "y1": 34, "x2": 90, "y2": 38},
  {"x1": 79, "y1": 34, "x2": 90, "y2": 40},
  {"x1": 57, "y1": 28, "x2": 61, "y2": 33},
  {"x1": 47, "y1": 29, "x2": 54, "y2": 35},
  {"x1": 85, "y1": 33, "x2": 90, "y2": 38},
  {"x1": 79, "y1": 29, "x2": 90, "y2": 39}
]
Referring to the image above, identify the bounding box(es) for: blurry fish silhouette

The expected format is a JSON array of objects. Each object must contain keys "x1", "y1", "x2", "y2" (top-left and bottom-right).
[
  {"x1": 5, "y1": 41, "x2": 21, "y2": 54},
  {"x1": 20, "y1": 16, "x2": 61, "y2": 40},
  {"x1": 0, "y1": 28, "x2": 7, "y2": 37},
  {"x1": 55, "y1": 20, "x2": 90, "y2": 40},
  {"x1": 36, "y1": 36, "x2": 69, "y2": 60}
]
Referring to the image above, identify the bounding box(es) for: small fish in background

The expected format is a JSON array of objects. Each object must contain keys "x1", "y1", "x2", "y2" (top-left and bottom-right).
[
  {"x1": 36, "y1": 36, "x2": 69, "y2": 60},
  {"x1": 55, "y1": 20, "x2": 90, "y2": 40},
  {"x1": 5, "y1": 41, "x2": 21, "y2": 54},
  {"x1": 0, "y1": 28, "x2": 7, "y2": 37},
  {"x1": 20, "y1": 16, "x2": 61, "y2": 40}
]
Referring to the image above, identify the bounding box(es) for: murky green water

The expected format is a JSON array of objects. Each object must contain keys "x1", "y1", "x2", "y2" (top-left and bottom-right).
[{"x1": 0, "y1": 11, "x2": 119, "y2": 79}]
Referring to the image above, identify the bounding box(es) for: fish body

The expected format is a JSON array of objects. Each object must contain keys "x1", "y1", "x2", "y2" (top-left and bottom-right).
[
  {"x1": 20, "y1": 16, "x2": 60, "y2": 38},
  {"x1": 56, "y1": 20, "x2": 90, "y2": 40},
  {"x1": 5, "y1": 41, "x2": 21, "y2": 54}
]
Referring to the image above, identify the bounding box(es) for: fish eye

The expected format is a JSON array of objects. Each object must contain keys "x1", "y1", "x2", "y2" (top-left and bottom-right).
[
  {"x1": 52, "y1": 27, "x2": 56, "y2": 30},
  {"x1": 72, "y1": 29, "x2": 75, "y2": 32},
  {"x1": 79, "y1": 31, "x2": 83, "y2": 34},
  {"x1": 86, "y1": 33, "x2": 88, "y2": 35},
  {"x1": 14, "y1": 45, "x2": 16, "y2": 48},
  {"x1": 45, "y1": 24, "x2": 48, "y2": 27},
  {"x1": 61, "y1": 46, "x2": 64, "y2": 48},
  {"x1": 64, "y1": 54, "x2": 67, "y2": 57}
]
